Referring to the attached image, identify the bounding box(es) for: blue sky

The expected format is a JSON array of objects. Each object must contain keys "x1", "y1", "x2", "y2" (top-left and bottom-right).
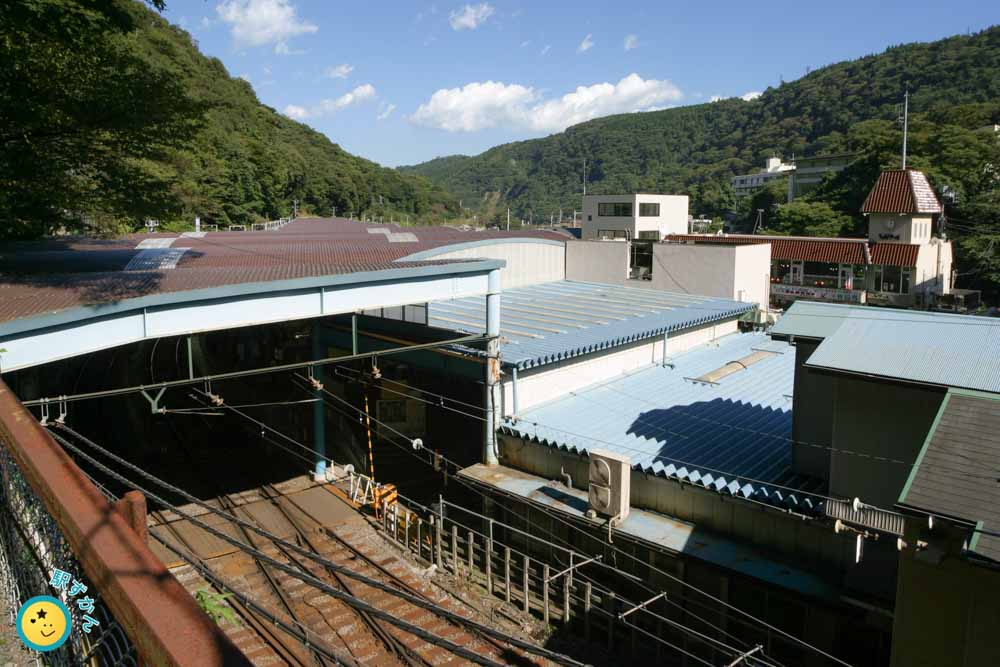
[{"x1": 163, "y1": 1, "x2": 997, "y2": 167}]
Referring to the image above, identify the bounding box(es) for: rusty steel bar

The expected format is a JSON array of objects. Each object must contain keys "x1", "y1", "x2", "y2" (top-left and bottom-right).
[{"x1": 0, "y1": 382, "x2": 247, "y2": 666}]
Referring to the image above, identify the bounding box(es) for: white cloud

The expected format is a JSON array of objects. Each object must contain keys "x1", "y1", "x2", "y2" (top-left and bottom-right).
[
  {"x1": 577, "y1": 33, "x2": 594, "y2": 53},
  {"x1": 710, "y1": 95, "x2": 723, "y2": 102},
  {"x1": 216, "y1": 0, "x2": 317, "y2": 54},
  {"x1": 740, "y1": 90, "x2": 762, "y2": 101},
  {"x1": 274, "y1": 42, "x2": 305, "y2": 55},
  {"x1": 411, "y1": 73, "x2": 683, "y2": 133},
  {"x1": 200, "y1": 16, "x2": 216, "y2": 28},
  {"x1": 520, "y1": 40, "x2": 531, "y2": 48},
  {"x1": 282, "y1": 84, "x2": 377, "y2": 121},
  {"x1": 540, "y1": 44, "x2": 551, "y2": 56},
  {"x1": 238, "y1": 73, "x2": 251, "y2": 82},
  {"x1": 284, "y1": 104, "x2": 308, "y2": 120},
  {"x1": 326, "y1": 63, "x2": 354, "y2": 79},
  {"x1": 624, "y1": 34, "x2": 638, "y2": 51},
  {"x1": 377, "y1": 103, "x2": 397, "y2": 121},
  {"x1": 449, "y1": 3, "x2": 495, "y2": 31}
]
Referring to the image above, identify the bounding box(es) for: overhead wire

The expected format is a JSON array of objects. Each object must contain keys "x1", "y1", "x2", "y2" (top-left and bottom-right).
[
  {"x1": 80, "y1": 471, "x2": 360, "y2": 667},
  {"x1": 48, "y1": 423, "x2": 588, "y2": 667},
  {"x1": 300, "y1": 383, "x2": 827, "y2": 667}
]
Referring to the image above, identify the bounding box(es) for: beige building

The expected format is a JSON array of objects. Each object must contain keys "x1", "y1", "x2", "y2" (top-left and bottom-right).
[
  {"x1": 565, "y1": 239, "x2": 771, "y2": 308},
  {"x1": 731, "y1": 156, "x2": 795, "y2": 198},
  {"x1": 581, "y1": 193, "x2": 688, "y2": 241}
]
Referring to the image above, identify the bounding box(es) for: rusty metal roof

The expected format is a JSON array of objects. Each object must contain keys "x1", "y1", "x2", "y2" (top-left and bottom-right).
[
  {"x1": 861, "y1": 169, "x2": 942, "y2": 214},
  {"x1": 0, "y1": 219, "x2": 564, "y2": 325},
  {"x1": 666, "y1": 235, "x2": 868, "y2": 264},
  {"x1": 870, "y1": 243, "x2": 921, "y2": 267}
]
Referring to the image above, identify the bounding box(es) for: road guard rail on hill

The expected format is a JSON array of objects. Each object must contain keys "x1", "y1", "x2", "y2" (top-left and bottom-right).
[{"x1": 0, "y1": 381, "x2": 247, "y2": 666}]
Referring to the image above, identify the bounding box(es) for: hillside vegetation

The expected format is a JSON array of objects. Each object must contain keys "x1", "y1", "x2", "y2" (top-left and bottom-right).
[
  {"x1": 0, "y1": 0, "x2": 456, "y2": 239},
  {"x1": 401, "y1": 27, "x2": 1000, "y2": 294}
]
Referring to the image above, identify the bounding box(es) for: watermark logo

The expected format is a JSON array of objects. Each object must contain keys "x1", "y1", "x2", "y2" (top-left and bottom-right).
[{"x1": 16, "y1": 596, "x2": 70, "y2": 652}]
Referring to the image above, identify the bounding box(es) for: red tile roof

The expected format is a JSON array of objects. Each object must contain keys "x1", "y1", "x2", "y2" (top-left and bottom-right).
[
  {"x1": 665, "y1": 234, "x2": 868, "y2": 264},
  {"x1": 861, "y1": 169, "x2": 942, "y2": 214},
  {"x1": 0, "y1": 219, "x2": 566, "y2": 324},
  {"x1": 870, "y1": 243, "x2": 920, "y2": 267}
]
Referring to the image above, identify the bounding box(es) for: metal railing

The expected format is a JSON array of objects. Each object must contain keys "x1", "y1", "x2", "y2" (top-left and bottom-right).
[
  {"x1": 0, "y1": 445, "x2": 135, "y2": 665},
  {"x1": 0, "y1": 381, "x2": 247, "y2": 666},
  {"x1": 344, "y1": 469, "x2": 766, "y2": 665}
]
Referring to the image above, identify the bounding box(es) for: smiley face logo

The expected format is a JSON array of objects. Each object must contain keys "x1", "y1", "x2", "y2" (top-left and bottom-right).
[{"x1": 16, "y1": 596, "x2": 70, "y2": 652}]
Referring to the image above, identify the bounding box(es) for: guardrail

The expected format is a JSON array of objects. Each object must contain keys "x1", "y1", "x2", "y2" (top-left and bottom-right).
[
  {"x1": 771, "y1": 283, "x2": 866, "y2": 304},
  {"x1": 0, "y1": 382, "x2": 247, "y2": 666},
  {"x1": 345, "y1": 469, "x2": 772, "y2": 664}
]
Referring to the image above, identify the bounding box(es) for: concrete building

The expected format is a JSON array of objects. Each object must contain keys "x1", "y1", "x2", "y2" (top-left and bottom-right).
[
  {"x1": 731, "y1": 157, "x2": 794, "y2": 198},
  {"x1": 787, "y1": 153, "x2": 857, "y2": 201},
  {"x1": 565, "y1": 238, "x2": 771, "y2": 308},
  {"x1": 581, "y1": 193, "x2": 688, "y2": 241}
]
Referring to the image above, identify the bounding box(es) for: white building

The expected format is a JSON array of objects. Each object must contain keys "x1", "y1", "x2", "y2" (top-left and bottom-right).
[
  {"x1": 581, "y1": 193, "x2": 688, "y2": 241},
  {"x1": 731, "y1": 157, "x2": 794, "y2": 198}
]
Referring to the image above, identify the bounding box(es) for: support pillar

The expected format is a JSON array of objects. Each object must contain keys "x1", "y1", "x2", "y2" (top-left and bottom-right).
[
  {"x1": 351, "y1": 313, "x2": 359, "y2": 355},
  {"x1": 186, "y1": 336, "x2": 195, "y2": 379},
  {"x1": 312, "y1": 320, "x2": 327, "y2": 480},
  {"x1": 483, "y1": 269, "x2": 501, "y2": 465}
]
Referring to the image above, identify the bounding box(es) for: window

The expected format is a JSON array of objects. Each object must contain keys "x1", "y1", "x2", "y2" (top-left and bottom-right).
[
  {"x1": 637, "y1": 230, "x2": 659, "y2": 240},
  {"x1": 598, "y1": 202, "x2": 633, "y2": 217},
  {"x1": 597, "y1": 229, "x2": 628, "y2": 239},
  {"x1": 638, "y1": 202, "x2": 660, "y2": 217}
]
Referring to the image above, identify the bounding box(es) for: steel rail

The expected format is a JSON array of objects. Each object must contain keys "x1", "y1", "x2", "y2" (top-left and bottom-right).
[{"x1": 51, "y1": 425, "x2": 582, "y2": 667}]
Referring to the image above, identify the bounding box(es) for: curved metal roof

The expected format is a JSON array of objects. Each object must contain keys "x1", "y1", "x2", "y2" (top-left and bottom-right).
[{"x1": 428, "y1": 280, "x2": 755, "y2": 371}]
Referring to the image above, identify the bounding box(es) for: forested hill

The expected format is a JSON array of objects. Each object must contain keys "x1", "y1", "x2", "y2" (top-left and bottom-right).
[
  {"x1": 400, "y1": 27, "x2": 1000, "y2": 222},
  {"x1": 0, "y1": 0, "x2": 456, "y2": 239}
]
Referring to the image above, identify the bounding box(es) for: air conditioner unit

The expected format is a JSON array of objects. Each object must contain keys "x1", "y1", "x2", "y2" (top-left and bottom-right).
[{"x1": 587, "y1": 449, "x2": 631, "y2": 521}]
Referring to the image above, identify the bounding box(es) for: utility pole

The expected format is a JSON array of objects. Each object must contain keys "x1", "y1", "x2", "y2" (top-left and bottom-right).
[
  {"x1": 753, "y1": 209, "x2": 764, "y2": 234},
  {"x1": 506, "y1": 208, "x2": 510, "y2": 231},
  {"x1": 292, "y1": 199, "x2": 299, "y2": 219},
  {"x1": 903, "y1": 92, "x2": 911, "y2": 167},
  {"x1": 582, "y1": 158, "x2": 587, "y2": 196}
]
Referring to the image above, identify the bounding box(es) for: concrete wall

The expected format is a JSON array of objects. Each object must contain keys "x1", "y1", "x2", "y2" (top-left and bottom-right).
[
  {"x1": 499, "y1": 434, "x2": 858, "y2": 575},
  {"x1": 868, "y1": 213, "x2": 929, "y2": 244},
  {"x1": 565, "y1": 239, "x2": 629, "y2": 284},
  {"x1": 650, "y1": 243, "x2": 771, "y2": 306},
  {"x1": 565, "y1": 239, "x2": 770, "y2": 306},
  {"x1": 892, "y1": 540, "x2": 1000, "y2": 666},
  {"x1": 501, "y1": 320, "x2": 737, "y2": 416},
  {"x1": 828, "y1": 375, "x2": 946, "y2": 508},
  {"x1": 915, "y1": 239, "x2": 953, "y2": 296},
  {"x1": 412, "y1": 241, "x2": 566, "y2": 289}
]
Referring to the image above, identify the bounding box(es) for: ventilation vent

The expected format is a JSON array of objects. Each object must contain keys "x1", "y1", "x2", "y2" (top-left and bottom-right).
[
  {"x1": 124, "y1": 248, "x2": 189, "y2": 271},
  {"x1": 387, "y1": 232, "x2": 418, "y2": 243},
  {"x1": 135, "y1": 238, "x2": 176, "y2": 249},
  {"x1": 689, "y1": 350, "x2": 776, "y2": 385}
]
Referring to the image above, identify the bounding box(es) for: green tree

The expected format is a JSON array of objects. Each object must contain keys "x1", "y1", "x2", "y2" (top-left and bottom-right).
[{"x1": 769, "y1": 201, "x2": 852, "y2": 237}]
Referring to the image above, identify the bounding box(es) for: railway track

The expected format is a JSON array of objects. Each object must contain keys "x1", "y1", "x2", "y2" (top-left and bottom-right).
[{"x1": 151, "y1": 474, "x2": 552, "y2": 666}]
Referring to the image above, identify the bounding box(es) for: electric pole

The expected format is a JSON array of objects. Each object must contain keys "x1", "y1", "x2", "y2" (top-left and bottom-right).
[
  {"x1": 582, "y1": 158, "x2": 587, "y2": 196},
  {"x1": 900, "y1": 88, "x2": 909, "y2": 169},
  {"x1": 506, "y1": 208, "x2": 510, "y2": 231}
]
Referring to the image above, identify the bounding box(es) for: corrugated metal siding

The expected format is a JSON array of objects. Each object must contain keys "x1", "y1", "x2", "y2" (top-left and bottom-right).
[
  {"x1": 870, "y1": 243, "x2": 920, "y2": 267},
  {"x1": 429, "y1": 280, "x2": 753, "y2": 370},
  {"x1": 862, "y1": 169, "x2": 942, "y2": 214},
  {"x1": 502, "y1": 332, "x2": 826, "y2": 512},
  {"x1": 805, "y1": 316, "x2": 1000, "y2": 393}
]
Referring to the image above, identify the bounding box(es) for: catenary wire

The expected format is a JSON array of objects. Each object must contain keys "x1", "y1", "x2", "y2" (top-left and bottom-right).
[{"x1": 48, "y1": 423, "x2": 589, "y2": 667}]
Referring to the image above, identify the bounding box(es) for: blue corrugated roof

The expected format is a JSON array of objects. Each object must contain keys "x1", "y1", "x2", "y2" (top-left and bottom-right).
[
  {"x1": 773, "y1": 301, "x2": 1000, "y2": 394},
  {"x1": 429, "y1": 280, "x2": 754, "y2": 370},
  {"x1": 502, "y1": 332, "x2": 826, "y2": 512}
]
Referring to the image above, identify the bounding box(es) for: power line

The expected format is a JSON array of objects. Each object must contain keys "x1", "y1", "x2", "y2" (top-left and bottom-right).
[
  {"x1": 22, "y1": 332, "x2": 489, "y2": 408},
  {"x1": 48, "y1": 424, "x2": 586, "y2": 667},
  {"x1": 299, "y1": 385, "x2": 841, "y2": 666}
]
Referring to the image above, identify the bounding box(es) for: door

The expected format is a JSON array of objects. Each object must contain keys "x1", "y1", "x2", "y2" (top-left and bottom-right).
[{"x1": 790, "y1": 261, "x2": 803, "y2": 285}]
